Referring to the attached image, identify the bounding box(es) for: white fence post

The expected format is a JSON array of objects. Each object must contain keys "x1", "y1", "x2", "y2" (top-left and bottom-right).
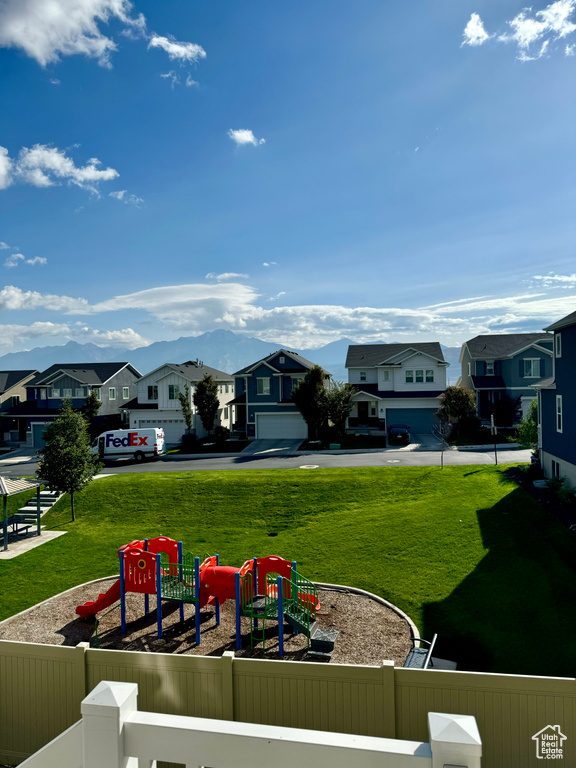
[
  {"x1": 81, "y1": 680, "x2": 140, "y2": 768},
  {"x1": 428, "y1": 712, "x2": 482, "y2": 768}
]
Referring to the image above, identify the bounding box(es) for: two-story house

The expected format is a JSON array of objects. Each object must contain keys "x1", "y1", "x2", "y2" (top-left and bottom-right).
[
  {"x1": 534, "y1": 310, "x2": 576, "y2": 487},
  {"x1": 123, "y1": 360, "x2": 234, "y2": 444},
  {"x1": 345, "y1": 343, "x2": 448, "y2": 434},
  {"x1": 6, "y1": 362, "x2": 141, "y2": 447},
  {"x1": 231, "y1": 350, "x2": 327, "y2": 439},
  {"x1": 0, "y1": 370, "x2": 38, "y2": 440},
  {"x1": 458, "y1": 333, "x2": 553, "y2": 421}
]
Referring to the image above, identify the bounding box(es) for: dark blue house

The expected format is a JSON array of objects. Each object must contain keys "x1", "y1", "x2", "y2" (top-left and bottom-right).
[
  {"x1": 535, "y1": 310, "x2": 576, "y2": 487},
  {"x1": 231, "y1": 350, "x2": 327, "y2": 439}
]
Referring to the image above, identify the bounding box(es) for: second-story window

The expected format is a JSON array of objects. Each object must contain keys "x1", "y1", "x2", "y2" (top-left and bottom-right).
[
  {"x1": 122, "y1": 387, "x2": 130, "y2": 399},
  {"x1": 257, "y1": 378, "x2": 270, "y2": 395},
  {"x1": 381, "y1": 370, "x2": 390, "y2": 381},
  {"x1": 360, "y1": 371, "x2": 367, "y2": 381},
  {"x1": 556, "y1": 395, "x2": 563, "y2": 433},
  {"x1": 108, "y1": 387, "x2": 116, "y2": 400},
  {"x1": 75, "y1": 388, "x2": 84, "y2": 397},
  {"x1": 415, "y1": 370, "x2": 424, "y2": 383},
  {"x1": 426, "y1": 370, "x2": 434, "y2": 382},
  {"x1": 486, "y1": 361, "x2": 494, "y2": 375},
  {"x1": 168, "y1": 385, "x2": 180, "y2": 400},
  {"x1": 555, "y1": 333, "x2": 562, "y2": 358},
  {"x1": 524, "y1": 359, "x2": 541, "y2": 378},
  {"x1": 148, "y1": 386, "x2": 158, "y2": 400},
  {"x1": 51, "y1": 388, "x2": 60, "y2": 398},
  {"x1": 405, "y1": 371, "x2": 414, "y2": 383},
  {"x1": 63, "y1": 388, "x2": 72, "y2": 398}
]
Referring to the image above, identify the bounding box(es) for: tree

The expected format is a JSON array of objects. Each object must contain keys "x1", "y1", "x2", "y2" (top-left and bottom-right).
[
  {"x1": 193, "y1": 375, "x2": 219, "y2": 435},
  {"x1": 516, "y1": 398, "x2": 538, "y2": 449},
  {"x1": 37, "y1": 400, "x2": 102, "y2": 521},
  {"x1": 81, "y1": 389, "x2": 101, "y2": 439},
  {"x1": 492, "y1": 394, "x2": 521, "y2": 428},
  {"x1": 435, "y1": 386, "x2": 477, "y2": 440},
  {"x1": 291, "y1": 365, "x2": 328, "y2": 440},
  {"x1": 178, "y1": 384, "x2": 194, "y2": 433},
  {"x1": 325, "y1": 381, "x2": 355, "y2": 438}
]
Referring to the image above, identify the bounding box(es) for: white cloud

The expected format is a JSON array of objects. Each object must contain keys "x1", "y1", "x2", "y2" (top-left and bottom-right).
[
  {"x1": 533, "y1": 272, "x2": 576, "y2": 287},
  {"x1": 148, "y1": 35, "x2": 206, "y2": 62},
  {"x1": 0, "y1": 147, "x2": 12, "y2": 189},
  {"x1": 227, "y1": 129, "x2": 266, "y2": 147},
  {"x1": 49, "y1": 78, "x2": 61, "y2": 85},
  {"x1": 263, "y1": 261, "x2": 277, "y2": 267},
  {"x1": 4, "y1": 253, "x2": 24, "y2": 268},
  {"x1": 462, "y1": 13, "x2": 491, "y2": 46},
  {"x1": 109, "y1": 189, "x2": 143, "y2": 206},
  {"x1": 268, "y1": 291, "x2": 286, "y2": 302},
  {"x1": 0, "y1": 0, "x2": 146, "y2": 67},
  {"x1": 0, "y1": 285, "x2": 88, "y2": 312},
  {"x1": 468, "y1": 1, "x2": 576, "y2": 60},
  {"x1": 0, "y1": 242, "x2": 10, "y2": 250},
  {"x1": 160, "y1": 70, "x2": 179, "y2": 89},
  {"x1": 186, "y1": 75, "x2": 199, "y2": 88},
  {"x1": 72, "y1": 325, "x2": 150, "y2": 348},
  {"x1": 205, "y1": 272, "x2": 249, "y2": 281},
  {"x1": 0, "y1": 321, "x2": 149, "y2": 354},
  {"x1": 25, "y1": 256, "x2": 47, "y2": 266}
]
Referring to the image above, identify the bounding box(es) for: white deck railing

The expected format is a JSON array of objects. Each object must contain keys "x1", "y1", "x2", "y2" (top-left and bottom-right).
[{"x1": 19, "y1": 680, "x2": 482, "y2": 768}]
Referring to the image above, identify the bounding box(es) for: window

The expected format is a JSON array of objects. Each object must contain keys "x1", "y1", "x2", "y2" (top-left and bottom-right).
[
  {"x1": 467, "y1": 362, "x2": 471, "y2": 376},
  {"x1": 524, "y1": 359, "x2": 541, "y2": 378},
  {"x1": 415, "y1": 370, "x2": 424, "y2": 383},
  {"x1": 291, "y1": 376, "x2": 303, "y2": 393},
  {"x1": 555, "y1": 333, "x2": 562, "y2": 358},
  {"x1": 279, "y1": 356, "x2": 285, "y2": 364},
  {"x1": 12, "y1": 395, "x2": 19, "y2": 405},
  {"x1": 108, "y1": 387, "x2": 116, "y2": 400},
  {"x1": 370, "y1": 406, "x2": 376, "y2": 416},
  {"x1": 168, "y1": 385, "x2": 180, "y2": 400},
  {"x1": 552, "y1": 460, "x2": 561, "y2": 478},
  {"x1": 51, "y1": 388, "x2": 60, "y2": 398},
  {"x1": 75, "y1": 388, "x2": 84, "y2": 398},
  {"x1": 425, "y1": 369, "x2": 434, "y2": 383},
  {"x1": 63, "y1": 389, "x2": 72, "y2": 398},
  {"x1": 257, "y1": 378, "x2": 270, "y2": 395},
  {"x1": 360, "y1": 371, "x2": 367, "y2": 381},
  {"x1": 381, "y1": 370, "x2": 390, "y2": 381},
  {"x1": 148, "y1": 386, "x2": 158, "y2": 400},
  {"x1": 486, "y1": 361, "x2": 494, "y2": 375},
  {"x1": 405, "y1": 370, "x2": 414, "y2": 383},
  {"x1": 556, "y1": 395, "x2": 563, "y2": 433},
  {"x1": 225, "y1": 383, "x2": 230, "y2": 394},
  {"x1": 223, "y1": 407, "x2": 229, "y2": 419},
  {"x1": 122, "y1": 387, "x2": 130, "y2": 399},
  {"x1": 92, "y1": 388, "x2": 101, "y2": 401}
]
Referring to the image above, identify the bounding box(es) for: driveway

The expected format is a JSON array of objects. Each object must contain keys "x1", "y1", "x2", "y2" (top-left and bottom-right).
[{"x1": 240, "y1": 439, "x2": 303, "y2": 457}]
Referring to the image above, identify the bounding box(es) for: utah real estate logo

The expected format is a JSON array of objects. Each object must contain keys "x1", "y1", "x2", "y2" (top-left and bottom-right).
[{"x1": 532, "y1": 725, "x2": 567, "y2": 759}]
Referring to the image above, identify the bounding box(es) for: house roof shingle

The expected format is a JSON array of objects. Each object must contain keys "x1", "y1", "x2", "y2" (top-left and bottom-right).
[
  {"x1": 166, "y1": 361, "x2": 233, "y2": 383},
  {"x1": 27, "y1": 362, "x2": 140, "y2": 388},
  {"x1": 465, "y1": 334, "x2": 552, "y2": 359},
  {"x1": 545, "y1": 309, "x2": 576, "y2": 332},
  {"x1": 0, "y1": 370, "x2": 37, "y2": 394},
  {"x1": 345, "y1": 343, "x2": 446, "y2": 368},
  {"x1": 233, "y1": 349, "x2": 320, "y2": 376}
]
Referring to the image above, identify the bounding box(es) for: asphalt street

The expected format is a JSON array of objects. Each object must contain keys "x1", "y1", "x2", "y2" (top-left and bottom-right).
[{"x1": 0, "y1": 444, "x2": 532, "y2": 478}]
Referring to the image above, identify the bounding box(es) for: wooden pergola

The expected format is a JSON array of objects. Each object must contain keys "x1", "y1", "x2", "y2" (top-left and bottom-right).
[{"x1": 0, "y1": 476, "x2": 42, "y2": 552}]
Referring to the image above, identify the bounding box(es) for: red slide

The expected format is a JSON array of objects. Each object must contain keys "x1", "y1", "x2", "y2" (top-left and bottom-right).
[{"x1": 75, "y1": 579, "x2": 121, "y2": 618}]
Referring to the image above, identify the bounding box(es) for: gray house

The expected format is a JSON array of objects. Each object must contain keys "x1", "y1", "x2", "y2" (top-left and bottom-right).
[
  {"x1": 534, "y1": 310, "x2": 576, "y2": 487},
  {"x1": 458, "y1": 333, "x2": 553, "y2": 421},
  {"x1": 6, "y1": 362, "x2": 141, "y2": 446}
]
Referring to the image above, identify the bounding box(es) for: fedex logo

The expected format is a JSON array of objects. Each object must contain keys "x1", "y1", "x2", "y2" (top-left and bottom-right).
[{"x1": 105, "y1": 432, "x2": 149, "y2": 448}]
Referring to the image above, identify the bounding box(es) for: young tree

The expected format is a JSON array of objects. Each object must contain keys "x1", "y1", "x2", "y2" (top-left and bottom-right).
[
  {"x1": 291, "y1": 365, "x2": 328, "y2": 440},
  {"x1": 80, "y1": 389, "x2": 101, "y2": 439},
  {"x1": 37, "y1": 400, "x2": 102, "y2": 522},
  {"x1": 193, "y1": 375, "x2": 219, "y2": 435},
  {"x1": 516, "y1": 397, "x2": 538, "y2": 449},
  {"x1": 492, "y1": 394, "x2": 521, "y2": 427},
  {"x1": 178, "y1": 384, "x2": 194, "y2": 433},
  {"x1": 326, "y1": 381, "x2": 355, "y2": 438},
  {"x1": 435, "y1": 386, "x2": 477, "y2": 440}
]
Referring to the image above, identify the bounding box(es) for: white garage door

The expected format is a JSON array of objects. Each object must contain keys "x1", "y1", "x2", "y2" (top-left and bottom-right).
[
  {"x1": 139, "y1": 418, "x2": 185, "y2": 444},
  {"x1": 256, "y1": 413, "x2": 308, "y2": 439}
]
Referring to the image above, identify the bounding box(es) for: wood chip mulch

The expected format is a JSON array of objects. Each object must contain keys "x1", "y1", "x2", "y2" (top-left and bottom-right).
[{"x1": 0, "y1": 579, "x2": 412, "y2": 666}]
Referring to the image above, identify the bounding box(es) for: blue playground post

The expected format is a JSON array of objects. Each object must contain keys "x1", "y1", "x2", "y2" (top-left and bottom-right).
[
  {"x1": 215, "y1": 554, "x2": 220, "y2": 626},
  {"x1": 143, "y1": 539, "x2": 149, "y2": 616},
  {"x1": 253, "y1": 556, "x2": 258, "y2": 630},
  {"x1": 178, "y1": 541, "x2": 184, "y2": 623},
  {"x1": 235, "y1": 572, "x2": 241, "y2": 650},
  {"x1": 277, "y1": 575, "x2": 284, "y2": 657},
  {"x1": 291, "y1": 560, "x2": 298, "y2": 636},
  {"x1": 194, "y1": 556, "x2": 201, "y2": 645},
  {"x1": 120, "y1": 549, "x2": 126, "y2": 633},
  {"x1": 156, "y1": 553, "x2": 162, "y2": 638}
]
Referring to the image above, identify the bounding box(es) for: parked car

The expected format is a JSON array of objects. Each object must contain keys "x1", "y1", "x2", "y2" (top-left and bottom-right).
[{"x1": 387, "y1": 424, "x2": 411, "y2": 446}]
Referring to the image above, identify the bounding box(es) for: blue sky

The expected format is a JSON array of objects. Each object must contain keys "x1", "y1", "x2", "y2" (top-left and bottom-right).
[{"x1": 0, "y1": 0, "x2": 575, "y2": 355}]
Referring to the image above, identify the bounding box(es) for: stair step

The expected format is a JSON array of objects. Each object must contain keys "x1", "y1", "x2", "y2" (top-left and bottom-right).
[
  {"x1": 306, "y1": 649, "x2": 333, "y2": 661},
  {"x1": 13, "y1": 514, "x2": 40, "y2": 522},
  {"x1": 310, "y1": 629, "x2": 339, "y2": 653},
  {"x1": 284, "y1": 612, "x2": 317, "y2": 637}
]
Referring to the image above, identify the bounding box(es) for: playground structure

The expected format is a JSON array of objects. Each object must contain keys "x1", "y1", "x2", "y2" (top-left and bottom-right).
[{"x1": 76, "y1": 536, "x2": 337, "y2": 657}]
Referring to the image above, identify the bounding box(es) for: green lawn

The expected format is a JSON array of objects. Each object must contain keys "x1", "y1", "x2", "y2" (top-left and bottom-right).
[{"x1": 1, "y1": 465, "x2": 574, "y2": 677}]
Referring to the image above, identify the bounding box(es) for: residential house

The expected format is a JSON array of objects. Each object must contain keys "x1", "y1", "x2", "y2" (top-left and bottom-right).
[
  {"x1": 534, "y1": 309, "x2": 576, "y2": 487},
  {"x1": 231, "y1": 350, "x2": 327, "y2": 439},
  {"x1": 6, "y1": 362, "x2": 141, "y2": 447},
  {"x1": 123, "y1": 360, "x2": 234, "y2": 444},
  {"x1": 345, "y1": 343, "x2": 448, "y2": 434},
  {"x1": 0, "y1": 370, "x2": 38, "y2": 440},
  {"x1": 458, "y1": 333, "x2": 553, "y2": 421}
]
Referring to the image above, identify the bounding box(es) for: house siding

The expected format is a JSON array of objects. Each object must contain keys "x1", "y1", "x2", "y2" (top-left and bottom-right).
[{"x1": 541, "y1": 325, "x2": 576, "y2": 470}]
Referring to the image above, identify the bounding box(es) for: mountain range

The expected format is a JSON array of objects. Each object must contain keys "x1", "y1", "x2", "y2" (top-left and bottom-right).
[{"x1": 0, "y1": 331, "x2": 462, "y2": 383}]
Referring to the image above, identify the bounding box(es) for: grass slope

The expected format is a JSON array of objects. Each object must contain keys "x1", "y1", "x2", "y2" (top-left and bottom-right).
[{"x1": 1, "y1": 465, "x2": 574, "y2": 677}]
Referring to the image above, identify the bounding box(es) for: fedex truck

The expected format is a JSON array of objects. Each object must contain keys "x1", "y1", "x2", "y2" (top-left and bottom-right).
[{"x1": 91, "y1": 428, "x2": 165, "y2": 462}]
